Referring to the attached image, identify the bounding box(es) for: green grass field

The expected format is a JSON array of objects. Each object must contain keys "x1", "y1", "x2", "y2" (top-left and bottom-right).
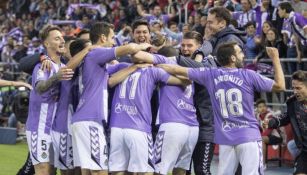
[{"x1": 0, "y1": 142, "x2": 28, "y2": 175}]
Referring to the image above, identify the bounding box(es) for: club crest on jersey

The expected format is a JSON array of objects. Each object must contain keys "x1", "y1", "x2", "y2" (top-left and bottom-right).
[{"x1": 41, "y1": 152, "x2": 47, "y2": 159}]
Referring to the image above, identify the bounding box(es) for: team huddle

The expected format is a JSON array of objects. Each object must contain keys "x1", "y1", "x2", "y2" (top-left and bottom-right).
[{"x1": 24, "y1": 7, "x2": 288, "y2": 175}]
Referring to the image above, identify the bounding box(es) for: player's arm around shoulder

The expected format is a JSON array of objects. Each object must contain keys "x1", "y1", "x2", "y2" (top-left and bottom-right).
[
  {"x1": 108, "y1": 63, "x2": 152, "y2": 88},
  {"x1": 36, "y1": 66, "x2": 74, "y2": 94},
  {"x1": 156, "y1": 64, "x2": 189, "y2": 77}
]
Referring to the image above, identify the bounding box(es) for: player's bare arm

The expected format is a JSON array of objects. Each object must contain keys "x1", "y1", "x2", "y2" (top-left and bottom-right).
[
  {"x1": 157, "y1": 64, "x2": 189, "y2": 77},
  {"x1": 36, "y1": 67, "x2": 74, "y2": 94},
  {"x1": 108, "y1": 64, "x2": 152, "y2": 88},
  {"x1": 131, "y1": 51, "x2": 155, "y2": 63},
  {"x1": 167, "y1": 75, "x2": 191, "y2": 86},
  {"x1": 266, "y1": 47, "x2": 286, "y2": 92},
  {"x1": 115, "y1": 43, "x2": 152, "y2": 57}
]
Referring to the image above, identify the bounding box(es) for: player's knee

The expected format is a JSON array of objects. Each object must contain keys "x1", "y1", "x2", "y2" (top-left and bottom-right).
[
  {"x1": 90, "y1": 170, "x2": 108, "y2": 175},
  {"x1": 34, "y1": 163, "x2": 50, "y2": 175},
  {"x1": 173, "y1": 168, "x2": 186, "y2": 175}
]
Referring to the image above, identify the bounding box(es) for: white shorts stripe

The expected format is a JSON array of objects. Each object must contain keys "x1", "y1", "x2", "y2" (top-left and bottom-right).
[{"x1": 38, "y1": 103, "x2": 48, "y2": 133}]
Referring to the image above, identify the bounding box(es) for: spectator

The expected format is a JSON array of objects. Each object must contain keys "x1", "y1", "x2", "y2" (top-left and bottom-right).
[
  {"x1": 244, "y1": 21, "x2": 259, "y2": 60},
  {"x1": 265, "y1": 70, "x2": 307, "y2": 175},
  {"x1": 26, "y1": 37, "x2": 44, "y2": 56},
  {"x1": 278, "y1": 1, "x2": 307, "y2": 73},
  {"x1": 136, "y1": 0, "x2": 175, "y2": 25},
  {"x1": 255, "y1": 99, "x2": 283, "y2": 169},
  {"x1": 255, "y1": 28, "x2": 287, "y2": 63},
  {"x1": 290, "y1": 0, "x2": 307, "y2": 14},
  {"x1": 201, "y1": 6, "x2": 246, "y2": 56},
  {"x1": 232, "y1": 0, "x2": 256, "y2": 30}
]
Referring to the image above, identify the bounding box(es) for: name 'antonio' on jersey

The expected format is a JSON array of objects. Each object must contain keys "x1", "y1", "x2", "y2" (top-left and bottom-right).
[{"x1": 188, "y1": 67, "x2": 274, "y2": 145}]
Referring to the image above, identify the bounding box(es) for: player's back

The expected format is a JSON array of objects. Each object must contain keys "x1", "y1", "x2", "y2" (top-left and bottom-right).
[
  {"x1": 189, "y1": 67, "x2": 274, "y2": 145},
  {"x1": 72, "y1": 47, "x2": 116, "y2": 124},
  {"x1": 110, "y1": 66, "x2": 169, "y2": 133}
]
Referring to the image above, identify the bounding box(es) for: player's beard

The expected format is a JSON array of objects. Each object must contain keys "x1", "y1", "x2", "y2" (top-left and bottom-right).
[{"x1": 235, "y1": 56, "x2": 245, "y2": 68}]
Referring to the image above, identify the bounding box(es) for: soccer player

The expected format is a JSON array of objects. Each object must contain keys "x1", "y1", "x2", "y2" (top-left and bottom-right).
[
  {"x1": 157, "y1": 43, "x2": 285, "y2": 175},
  {"x1": 133, "y1": 31, "x2": 217, "y2": 175},
  {"x1": 70, "y1": 22, "x2": 151, "y2": 175},
  {"x1": 108, "y1": 58, "x2": 190, "y2": 175},
  {"x1": 26, "y1": 25, "x2": 74, "y2": 175},
  {"x1": 131, "y1": 47, "x2": 198, "y2": 175},
  {"x1": 264, "y1": 70, "x2": 307, "y2": 175},
  {"x1": 51, "y1": 39, "x2": 94, "y2": 175}
]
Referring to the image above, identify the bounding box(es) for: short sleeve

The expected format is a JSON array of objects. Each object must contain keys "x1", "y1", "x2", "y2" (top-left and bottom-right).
[
  {"x1": 248, "y1": 70, "x2": 274, "y2": 92},
  {"x1": 106, "y1": 63, "x2": 130, "y2": 75},
  {"x1": 34, "y1": 64, "x2": 49, "y2": 84},
  {"x1": 187, "y1": 67, "x2": 209, "y2": 86},
  {"x1": 150, "y1": 67, "x2": 170, "y2": 84},
  {"x1": 153, "y1": 54, "x2": 171, "y2": 64},
  {"x1": 89, "y1": 47, "x2": 116, "y2": 66}
]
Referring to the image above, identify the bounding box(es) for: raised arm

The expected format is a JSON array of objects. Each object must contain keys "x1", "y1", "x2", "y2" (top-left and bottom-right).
[
  {"x1": 136, "y1": 0, "x2": 149, "y2": 17},
  {"x1": 266, "y1": 47, "x2": 286, "y2": 92}
]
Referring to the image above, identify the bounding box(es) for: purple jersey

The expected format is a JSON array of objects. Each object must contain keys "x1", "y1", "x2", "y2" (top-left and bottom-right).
[
  {"x1": 110, "y1": 65, "x2": 170, "y2": 133},
  {"x1": 72, "y1": 47, "x2": 116, "y2": 125},
  {"x1": 52, "y1": 81, "x2": 73, "y2": 133},
  {"x1": 188, "y1": 67, "x2": 274, "y2": 145},
  {"x1": 146, "y1": 14, "x2": 170, "y2": 25},
  {"x1": 26, "y1": 61, "x2": 64, "y2": 134},
  {"x1": 282, "y1": 12, "x2": 307, "y2": 46},
  {"x1": 232, "y1": 10, "x2": 256, "y2": 28},
  {"x1": 153, "y1": 55, "x2": 198, "y2": 126}
]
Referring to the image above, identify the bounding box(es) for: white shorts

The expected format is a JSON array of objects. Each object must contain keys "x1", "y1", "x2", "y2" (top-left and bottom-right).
[
  {"x1": 218, "y1": 141, "x2": 264, "y2": 175},
  {"x1": 71, "y1": 121, "x2": 108, "y2": 170},
  {"x1": 109, "y1": 127, "x2": 154, "y2": 173},
  {"x1": 154, "y1": 123, "x2": 199, "y2": 174},
  {"x1": 51, "y1": 131, "x2": 73, "y2": 170},
  {"x1": 26, "y1": 130, "x2": 54, "y2": 165}
]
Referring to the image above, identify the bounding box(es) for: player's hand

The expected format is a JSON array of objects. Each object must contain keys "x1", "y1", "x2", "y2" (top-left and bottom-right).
[
  {"x1": 13, "y1": 81, "x2": 33, "y2": 90},
  {"x1": 139, "y1": 43, "x2": 152, "y2": 51},
  {"x1": 266, "y1": 47, "x2": 279, "y2": 59},
  {"x1": 56, "y1": 67, "x2": 74, "y2": 81},
  {"x1": 262, "y1": 119, "x2": 269, "y2": 129},
  {"x1": 41, "y1": 59, "x2": 52, "y2": 72}
]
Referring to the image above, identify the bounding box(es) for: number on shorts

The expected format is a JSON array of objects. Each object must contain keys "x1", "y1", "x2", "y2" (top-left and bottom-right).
[{"x1": 41, "y1": 140, "x2": 47, "y2": 151}]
